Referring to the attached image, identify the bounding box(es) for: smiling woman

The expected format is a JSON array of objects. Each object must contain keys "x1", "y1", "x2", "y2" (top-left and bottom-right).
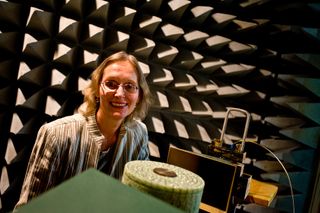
[
  {"x1": 97, "y1": 60, "x2": 141, "y2": 128},
  {"x1": 14, "y1": 51, "x2": 152, "y2": 209}
]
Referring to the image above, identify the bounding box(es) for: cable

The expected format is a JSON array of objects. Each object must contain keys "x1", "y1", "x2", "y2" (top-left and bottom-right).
[{"x1": 244, "y1": 140, "x2": 296, "y2": 213}]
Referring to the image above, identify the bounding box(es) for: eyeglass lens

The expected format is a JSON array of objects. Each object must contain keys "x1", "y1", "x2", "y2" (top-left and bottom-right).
[{"x1": 102, "y1": 80, "x2": 138, "y2": 93}]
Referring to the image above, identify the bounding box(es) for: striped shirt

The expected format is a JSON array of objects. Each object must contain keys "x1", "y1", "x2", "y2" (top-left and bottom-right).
[{"x1": 15, "y1": 113, "x2": 149, "y2": 208}]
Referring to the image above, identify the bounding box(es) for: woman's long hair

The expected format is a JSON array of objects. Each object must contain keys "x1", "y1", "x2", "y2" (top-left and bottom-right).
[{"x1": 79, "y1": 51, "x2": 152, "y2": 123}]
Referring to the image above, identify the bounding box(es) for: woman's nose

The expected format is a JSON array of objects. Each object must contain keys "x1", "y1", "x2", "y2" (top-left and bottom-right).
[{"x1": 114, "y1": 85, "x2": 125, "y2": 97}]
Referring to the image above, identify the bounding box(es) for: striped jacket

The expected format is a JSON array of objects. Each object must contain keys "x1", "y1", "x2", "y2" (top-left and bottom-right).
[{"x1": 15, "y1": 113, "x2": 149, "y2": 207}]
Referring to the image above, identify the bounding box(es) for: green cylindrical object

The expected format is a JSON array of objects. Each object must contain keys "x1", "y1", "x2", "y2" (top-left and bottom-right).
[{"x1": 122, "y1": 160, "x2": 205, "y2": 213}]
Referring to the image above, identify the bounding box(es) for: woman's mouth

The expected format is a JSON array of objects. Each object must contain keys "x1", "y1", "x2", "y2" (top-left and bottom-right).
[{"x1": 110, "y1": 102, "x2": 128, "y2": 108}]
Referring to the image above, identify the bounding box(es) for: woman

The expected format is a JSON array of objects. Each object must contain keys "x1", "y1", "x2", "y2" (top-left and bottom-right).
[{"x1": 15, "y1": 51, "x2": 152, "y2": 207}]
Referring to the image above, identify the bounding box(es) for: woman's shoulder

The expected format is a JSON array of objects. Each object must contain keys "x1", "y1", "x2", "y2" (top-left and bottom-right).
[
  {"x1": 125, "y1": 119, "x2": 147, "y2": 133},
  {"x1": 43, "y1": 113, "x2": 87, "y2": 129}
]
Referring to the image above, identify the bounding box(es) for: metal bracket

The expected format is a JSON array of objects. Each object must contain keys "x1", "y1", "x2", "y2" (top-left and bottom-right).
[{"x1": 208, "y1": 107, "x2": 251, "y2": 163}]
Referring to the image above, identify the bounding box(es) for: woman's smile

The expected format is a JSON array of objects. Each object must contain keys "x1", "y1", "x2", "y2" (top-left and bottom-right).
[{"x1": 110, "y1": 101, "x2": 128, "y2": 108}]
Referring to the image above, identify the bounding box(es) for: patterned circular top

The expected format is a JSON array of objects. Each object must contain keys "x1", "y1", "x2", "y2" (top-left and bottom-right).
[{"x1": 123, "y1": 160, "x2": 205, "y2": 193}]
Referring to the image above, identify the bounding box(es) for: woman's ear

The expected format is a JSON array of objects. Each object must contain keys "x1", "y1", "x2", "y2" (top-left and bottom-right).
[{"x1": 137, "y1": 96, "x2": 142, "y2": 106}]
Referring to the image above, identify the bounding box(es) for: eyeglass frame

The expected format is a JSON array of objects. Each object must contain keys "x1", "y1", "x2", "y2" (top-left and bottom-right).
[{"x1": 100, "y1": 80, "x2": 139, "y2": 94}]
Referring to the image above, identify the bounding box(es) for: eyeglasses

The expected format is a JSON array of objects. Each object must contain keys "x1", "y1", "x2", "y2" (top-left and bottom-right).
[{"x1": 101, "y1": 80, "x2": 139, "y2": 94}]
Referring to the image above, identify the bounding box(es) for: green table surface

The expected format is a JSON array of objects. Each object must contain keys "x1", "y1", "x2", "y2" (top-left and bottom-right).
[{"x1": 15, "y1": 169, "x2": 184, "y2": 213}]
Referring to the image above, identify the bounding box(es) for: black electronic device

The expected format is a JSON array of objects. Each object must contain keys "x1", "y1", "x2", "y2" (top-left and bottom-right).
[{"x1": 167, "y1": 108, "x2": 252, "y2": 213}]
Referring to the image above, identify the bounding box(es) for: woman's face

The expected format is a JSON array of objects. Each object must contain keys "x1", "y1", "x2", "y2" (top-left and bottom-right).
[{"x1": 98, "y1": 60, "x2": 140, "y2": 122}]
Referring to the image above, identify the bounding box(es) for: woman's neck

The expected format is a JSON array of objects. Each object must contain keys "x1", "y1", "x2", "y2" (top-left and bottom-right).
[{"x1": 96, "y1": 109, "x2": 122, "y2": 139}]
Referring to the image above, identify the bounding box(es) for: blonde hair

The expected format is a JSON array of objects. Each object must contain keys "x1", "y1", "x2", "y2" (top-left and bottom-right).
[{"x1": 79, "y1": 51, "x2": 152, "y2": 123}]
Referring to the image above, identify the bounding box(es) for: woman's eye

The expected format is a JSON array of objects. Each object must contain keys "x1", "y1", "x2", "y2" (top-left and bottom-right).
[
  {"x1": 125, "y1": 84, "x2": 134, "y2": 89},
  {"x1": 124, "y1": 84, "x2": 137, "y2": 92},
  {"x1": 106, "y1": 81, "x2": 119, "y2": 89}
]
